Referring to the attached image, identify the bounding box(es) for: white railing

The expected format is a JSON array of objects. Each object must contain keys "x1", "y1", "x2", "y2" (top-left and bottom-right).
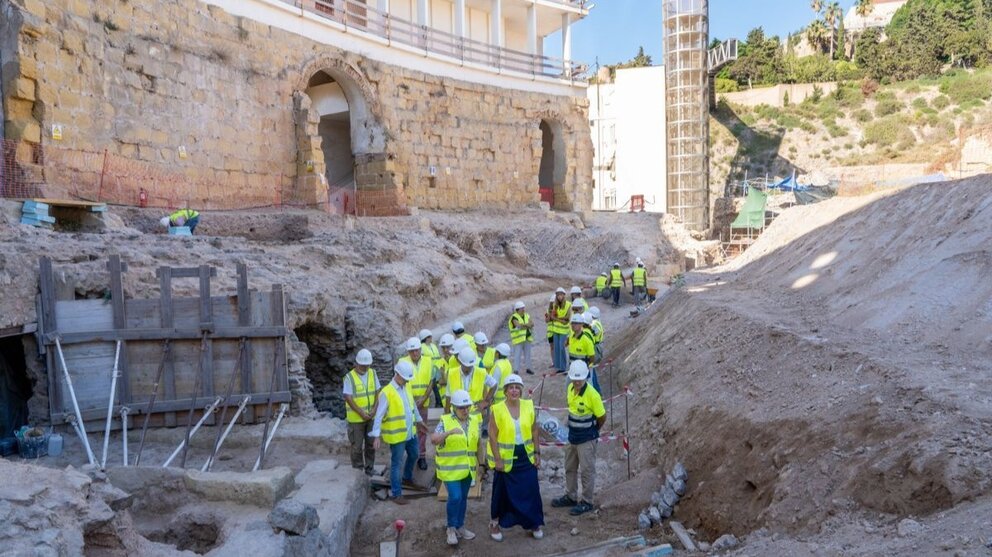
[
  {"x1": 284, "y1": 0, "x2": 588, "y2": 80},
  {"x1": 707, "y1": 38, "x2": 739, "y2": 73}
]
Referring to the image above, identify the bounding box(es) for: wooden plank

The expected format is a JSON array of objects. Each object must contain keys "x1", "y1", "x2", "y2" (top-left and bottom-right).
[
  {"x1": 49, "y1": 326, "x2": 288, "y2": 345},
  {"x1": 126, "y1": 297, "x2": 242, "y2": 330},
  {"x1": 32, "y1": 197, "x2": 107, "y2": 208},
  {"x1": 237, "y1": 264, "x2": 254, "y2": 422},
  {"x1": 55, "y1": 300, "x2": 115, "y2": 333},
  {"x1": 39, "y1": 257, "x2": 60, "y2": 416},
  {"x1": 669, "y1": 521, "x2": 697, "y2": 552},
  {"x1": 157, "y1": 267, "x2": 217, "y2": 279},
  {"x1": 51, "y1": 391, "x2": 292, "y2": 423},
  {"x1": 159, "y1": 267, "x2": 176, "y2": 427},
  {"x1": 199, "y1": 266, "x2": 214, "y2": 407},
  {"x1": 271, "y1": 285, "x2": 288, "y2": 394},
  {"x1": 58, "y1": 342, "x2": 115, "y2": 413},
  {"x1": 108, "y1": 255, "x2": 131, "y2": 407}
]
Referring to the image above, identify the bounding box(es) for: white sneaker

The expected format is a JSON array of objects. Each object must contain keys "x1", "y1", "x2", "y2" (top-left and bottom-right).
[
  {"x1": 457, "y1": 527, "x2": 476, "y2": 540},
  {"x1": 489, "y1": 522, "x2": 503, "y2": 542},
  {"x1": 532, "y1": 528, "x2": 544, "y2": 540},
  {"x1": 446, "y1": 527, "x2": 458, "y2": 546}
]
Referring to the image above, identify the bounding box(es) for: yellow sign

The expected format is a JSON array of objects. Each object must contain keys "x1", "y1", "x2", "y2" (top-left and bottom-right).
[
  {"x1": 51, "y1": 124, "x2": 63, "y2": 141},
  {"x1": 178, "y1": 146, "x2": 188, "y2": 159}
]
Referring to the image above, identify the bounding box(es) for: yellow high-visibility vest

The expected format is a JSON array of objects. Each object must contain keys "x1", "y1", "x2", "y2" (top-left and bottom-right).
[
  {"x1": 344, "y1": 368, "x2": 377, "y2": 423},
  {"x1": 486, "y1": 399, "x2": 535, "y2": 472},
  {"x1": 398, "y1": 354, "x2": 433, "y2": 399},
  {"x1": 379, "y1": 383, "x2": 414, "y2": 445},
  {"x1": 508, "y1": 312, "x2": 531, "y2": 345},
  {"x1": 447, "y1": 367, "x2": 488, "y2": 415},
  {"x1": 610, "y1": 268, "x2": 623, "y2": 287},
  {"x1": 435, "y1": 413, "x2": 481, "y2": 482},
  {"x1": 632, "y1": 267, "x2": 647, "y2": 286},
  {"x1": 491, "y1": 359, "x2": 512, "y2": 404},
  {"x1": 595, "y1": 275, "x2": 608, "y2": 291}
]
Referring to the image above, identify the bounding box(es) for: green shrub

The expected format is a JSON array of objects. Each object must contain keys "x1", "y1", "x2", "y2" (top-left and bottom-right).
[
  {"x1": 827, "y1": 122, "x2": 848, "y2": 137},
  {"x1": 911, "y1": 97, "x2": 929, "y2": 110},
  {"x1": 834, "y1": 84, "x2": 865, "y2": 109},
  {"x1": 844, "y1": 142, "x2": 854, "y2": 149},
  {"x1": 853, "y1": 108, "x2": 873, "y2": 123},
  {"x1": 904, "y1": 83, "x2": 922, "y2": 94},
  {"x1": 875, "y1": 98, "x2": 904, "y2": 117},
  {"x1": 932, "y1": 95, "x2": 951, "y2": 110},
  {"x1": 939, "y1": 72, "x2": 992, "y2": 105},
  {"x1": 864, "y1": 115, "x2": 915, "y2": 148},
  {"x1": 799, "y1": 121, "x2": 817, "y2": 133},
  {"x1": 834, "y1": 61, "x2": 863, "y2": 81},
  {"x1": 715, "y1": 78, "x2": 739, "y2": 93}
]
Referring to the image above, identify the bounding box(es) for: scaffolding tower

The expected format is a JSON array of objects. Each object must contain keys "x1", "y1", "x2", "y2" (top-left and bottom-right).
[{"x1": 663, "y1": 0, "x2": 709, "y2": 231}]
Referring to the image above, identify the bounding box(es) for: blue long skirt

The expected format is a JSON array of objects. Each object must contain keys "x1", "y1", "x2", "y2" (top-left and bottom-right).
[
  {"x1": 552, "y1": 333, "x2": 568, "y2": 372},
  {"x1": 491, "y1": 444, "x2": 545, "y2": 530}
]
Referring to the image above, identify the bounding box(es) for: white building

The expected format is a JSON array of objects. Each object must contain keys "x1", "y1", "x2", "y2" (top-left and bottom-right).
[
  {"x1": 588, "y1": 65, "x2": 667, "y2": 212},
  {"x1": 843, "y1": 0, "x2": 908, "y2": 32}
]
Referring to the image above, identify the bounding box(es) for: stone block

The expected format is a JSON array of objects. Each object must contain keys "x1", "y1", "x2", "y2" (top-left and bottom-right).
[
  {"x1": 11, "y1": 77, "x2": 36, "y2": 101},
  {"x1": 184, "y1": 466, "x2": 294, "y2": 508},
  {"x1": 288, "y1": 459, "x2": 366, "y2": 557},
  {"x1": 269, "y1": 499, "x2": 319, "y2": 536},
  {"x1": 5, "y1": 119, "x2": 41, "y2": 143}
]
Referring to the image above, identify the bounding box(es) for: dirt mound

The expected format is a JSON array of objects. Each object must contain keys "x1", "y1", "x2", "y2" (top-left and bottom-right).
[{"x1": 610, "y1": 177, "x2": 992, "y2": 539}]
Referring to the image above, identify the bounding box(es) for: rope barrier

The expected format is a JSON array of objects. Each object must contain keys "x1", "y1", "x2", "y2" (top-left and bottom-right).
[{"x1": 534, "y1": 386, "x2": 632, "y2": 412}]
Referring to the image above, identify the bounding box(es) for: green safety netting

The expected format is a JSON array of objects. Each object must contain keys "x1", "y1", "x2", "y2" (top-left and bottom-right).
[{"x1": 731, "y1": 188, "x2": 767, "y2": 229}]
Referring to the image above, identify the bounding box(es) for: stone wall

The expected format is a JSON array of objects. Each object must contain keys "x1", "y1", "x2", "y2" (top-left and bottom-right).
[
  {"x1": 0, "y1": 0, "x2": 592, "y2": 211},
  {"x1": 719, "y1": 82, "x2": 839, "y2": 108}
]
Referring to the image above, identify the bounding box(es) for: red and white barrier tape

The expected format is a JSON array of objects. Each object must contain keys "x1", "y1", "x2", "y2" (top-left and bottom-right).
[
  {"x1": 532, "y1": 387, "x2": 632, "y2": 412},
  {"x1": 538, "y1": 433, "x2": 627, "y2": 447}
]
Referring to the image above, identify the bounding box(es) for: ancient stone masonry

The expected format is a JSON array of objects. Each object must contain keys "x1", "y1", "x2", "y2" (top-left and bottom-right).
[{"x1": 0, "y1": 0, "x2": 593, "y2": 211}]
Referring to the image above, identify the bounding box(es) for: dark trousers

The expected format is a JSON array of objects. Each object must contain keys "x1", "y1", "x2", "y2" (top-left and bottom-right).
[{"x1": 611, "y1": 286, "x2": 621, "y2": 306}]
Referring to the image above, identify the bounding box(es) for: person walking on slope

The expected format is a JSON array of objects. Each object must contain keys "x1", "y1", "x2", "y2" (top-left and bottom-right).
[
  {"x1": 488, "y1": 374, "x2": 544, "y2": 541},
  {"x1": 343, "y1": 349, "x2": 380, "y2": 475},
  {"x1": 549, "y1": 288, "x2": 572, "y2": 373},
  {"x1": 631, "y1": 259, "x2": 648, "y2": 306},
  {"x1": 398, "y1": 337, "x2": 435, "y2": 471},
  {"x1": 594, "y1": 272, "x2": 609, "y2": 298},
  {"x1": 370, "y1": 360, "x2": 427, "y2": 504},
  {"x1": 609, "y1": 263, "x2": 625, "y2": 307},
  {"x1": 552, "y1": 361, "x2": 606, "y2": 516},
  {"x1": 508, "y1": 301, "x2": 534, "y2": 375},
  {"x1": 432, "y1": 389, "x2": 482, "y2": 546}
]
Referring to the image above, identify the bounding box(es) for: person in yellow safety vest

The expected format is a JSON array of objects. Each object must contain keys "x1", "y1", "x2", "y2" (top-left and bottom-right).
[
  {"x1": 487, "y1": 374, "x2": 544, "y2": 541},
  {"x1": 507, "y1": 301, "x2": 534, "y2": 375},
  {"x1": 551, "y1": 361, "x2": 606, "y2": 516},
  {"x1": 343, "y1": 348, "x2": 381, "y2": 475},
  {"x1": 431, "y1": 389, "x2": 482, "y2": 546},
  {"x1": 608, "y1": 263, "x2": 626, "y2": 308},
  {"x1": 566, "y1": 314, "x2": 596, "y2": 366},
  {"x1": 594, "y1": 273, "x2": 609, "y2": 298},
  {"x1": 579, "y1": 312, "x2": 602, "y2": 394},
  {"x1": 569, "y1": 287, "x2": 588, "y2": 313},
  {"x1": 453, "y1": 321, "x2": 476, "y2": 351},
  {"x1": 398, "y1": 337, "x2": 435, "y2": 471},
  {"x1": 544, "y1": 294, "x2": 556, "y2": 363},
  {"x1": 550, "y1": 288, "x2": 572, "y2": 373},
  {"x1": 631, "y1": 259, "x2": 648, "y2": 306},
  {"x1": 159, "y1": 208, "x2": 200, "y2": 233},
  {"x1": 445, "y1": 347, "x2": 497, "y2": 417},
  {"x1": 474, "y1": 332, "x2": 496, "y2": 374},
  {"x1": 490, "y1": 343, "x2": 513, "y2": 404},
  {"x1": 371, "y1": 360, "x2": 427, "y2": 504},
  {"x1": 437, "y1": 333, "x2": 456, "y2": 407},
  {"x1": 420, "y1": 329, "x2": 444, "y2": 409}
]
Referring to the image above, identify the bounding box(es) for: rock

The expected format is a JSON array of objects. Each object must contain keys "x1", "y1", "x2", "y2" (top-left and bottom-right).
[
  {"x1": 673, "y1": 462, "x2": 687, "y2": 482},
  {"x1": 672, "y1": 478, "x2": 687, "y2": 496},
  {"x1": 570, "y1": 527, "x2": 579, "y2": 536},
  {"x1": 638, "y1": 512, "x2": 652, "y2": 529},
  {"x1": 184, "y1": 467, "x2": 294, "y2": 507},
  {"x1": 648, "y1": 506, "x2": 661, "y2": 523},
  {"x1": 897, "y1": 518, "x2": 922, "y2": 537},
  {"x1": 659, "y1": 504, "x2": 672, "y2": 519},
  {"x1": 91, "y1": 482, "x2": 134, "y2": 511},
  {"x1": 283, "y1": 528, "x2": 330, "y2": 557},
  {"x1": 662, "y1": 486, "x2": 679, "y2": 507},
  {"x1": 651, "y1": 490, "x2": 663, "y2": 506},
  {"x1": 712, "y1": 534, "x2": 738, "y2": 551},
  {"x1": 698, "y1": 541, "x2": 711, "y2": 551},
  {"x1": 269, "y1": 499, "x2": 319, "y2": 536}
]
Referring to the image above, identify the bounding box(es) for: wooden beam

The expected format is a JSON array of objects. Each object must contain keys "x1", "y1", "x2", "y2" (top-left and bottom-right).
[
  {"x1": 51, "y1": 391, "x2": 293, "y2": 423},
  {"x1": 159, "y1": 267, "x2": 176, "y2": 427},
  {"x1": 157, "y1": 267, "x2": 217, "y2": 279},
  {"x1": 199, "y1": 266, "x2": 214, "y2": 407},
  {"x1": 39, "y1": 257, "x2": 61, "y2": 416},
  {"x1": 237, "y1": 263, "x2": 255, "y2": 422},
  {"x1": 47, "y1": 326, "x2": 288, "y2": 345},
  {"x1": 669, "y1": 521, "x2": 697, "y2": 552},
  {"x1": 271, "y1": 284, "x2": 288, "y2": 393},
  {"x1": 108, "y1": 255, "x2": 131, "y2": 406}
]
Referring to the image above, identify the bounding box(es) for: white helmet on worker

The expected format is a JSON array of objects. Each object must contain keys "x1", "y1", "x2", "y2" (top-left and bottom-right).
[
  {"x1": 439, "y1": 333, "x2": 455, "y2": 348},
  {"x1": 570, "y1": 313, "x2": 585, "y2": 324},
  {"x1": 503, "y1": 374, "x2": 524, "y2": 388},
  {"x1": 474, "y1": 332, "x2": 489, "y2": 346},
  {"x1": 581, "y1": 312, "x2": 593, "y2": 325},
  {"x1": 452, "y1": 338, "x2": 469, "y2": 355},
  {"x1": 513, "y1": 301, "x2": 526, "y2": 310},
  {"x1": 568, "y1": 360, "x2": 590, "y2": 381},
  {"x1": 355, "y1": 349, "x2": 373, "y2": 366},
  {"x1": 495, "y1": 343, "x2": 511, "y2": 357},
  {"x1": 600, "y1": 272, "x2": 608, "y2": 277},
  {"x1": 573, "y1": 297, "x2": 586, "y2": 308},
  {"x1": 570, "y1": 286, "x2": 582, "y2": 295},
  {"x1": 613, "y1": 262, "x2": 620, "y2": 267},
  {"x1": 452, "y1": 321, "x2": 465, "y2": 333},
  {"x1": 589, "y1": 307, "x2": 601, "y2": 319},
  {"x1": 636, "y1": 257, "x2": 643, "y2": 264},
  {"x1": 405, "y1": 337, "x2": 421, "y2": 352},
  {"x1": 555, "y1": 287, "x2": 566, "y2": 294},
  {"x1": 394, "y1": 360, "x2": 415, "y2": 381},
  {"x1": 450, "y1": 389, "x2": 472, "y2": 408},
  {"x1": 159, "y1": 216, "x2": 171, "y2": 227},
  {"x1": 419, "y1": 329, "x2": 433, "y2": 342},
  {"x1": 457, "y1": 347, "x2": 477, "y2": 367}
]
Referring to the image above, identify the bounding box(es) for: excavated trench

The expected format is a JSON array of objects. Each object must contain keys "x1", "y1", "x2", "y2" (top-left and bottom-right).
[{"x1": 295, "y1": 321, "x2": 353, "y2": 417}]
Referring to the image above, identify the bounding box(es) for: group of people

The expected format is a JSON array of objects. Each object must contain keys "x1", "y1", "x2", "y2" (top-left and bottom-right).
[
  {"x1": 594, "y1": 258, "x2": 649, "y2": 306},
  {"x1": 343, "y1": 294, "x2": 609, "y2": 546}
]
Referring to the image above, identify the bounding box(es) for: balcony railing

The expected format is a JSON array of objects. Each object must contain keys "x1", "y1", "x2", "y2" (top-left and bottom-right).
[{"x1": 279, "y1": 0, "x2": 588, "y2": 81}]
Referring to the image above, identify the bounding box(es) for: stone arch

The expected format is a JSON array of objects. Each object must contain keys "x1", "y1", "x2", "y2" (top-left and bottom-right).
[
  {"x1": 538, "y1": 118, "x2": 567, "y2": 209},
  {"x1": 296, "y1": 56, "x2": 385, "y2": 154}
]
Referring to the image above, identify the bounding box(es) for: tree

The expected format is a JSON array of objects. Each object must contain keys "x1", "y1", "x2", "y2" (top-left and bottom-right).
[
  {"x1": 728, "y1": 27, "x2": 785, "y2": 88},
  {"x1": 810, "y1": 0, "x2": 823, "y2": 14},
  {"x1": 824, "y1": 2, "x2": 843, "y2": 59},
  {"x1": 855, "y1": 0, "x2": 874, "y2": 17},
  {"x1": 598, "y1": 46, "x2": 654, "y2": 81},
  {"x1": 806, "y1": 20, "x2": 829, "y2": 54},
  {"x1": 836, "y1": 10, "x2": 847, "y2": 60}
]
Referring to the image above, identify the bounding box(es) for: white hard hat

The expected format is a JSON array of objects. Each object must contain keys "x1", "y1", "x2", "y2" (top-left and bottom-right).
[
  {"x1": 570, "y1": 286, "x2": 582, "y2": 295},
  {"x1": 600, "y1": 272, "x2": 608, "y2": 277},
  {"x1": 473, "y1": 332, "x2": 489, "y2": 346},
  {"x1": 439, "y1": 333, "x2": 455, "y2": 348},
  {"x1": 513, "y1": 301, "x2": 525, "y2": 310},
  {"x1": 613, "y1": 262, "x2": 620, "y2": 267},
  {"x1": 419, "y1": 329, "x2": 433, "y2": 342},
  {"x1": 394, "y1": 360, "x2": 415, "y2": 381},
  {"x1": 581, "y1": 312, "x2": 593, "y2": 325},
  {"x1": 495, "y1": 343, "x2": 511, "y2": 357},
  {"x1": 457, "y1": 347, "x2": 477, "y2": 367},
  {"x1": 573, "y1": 297, "x2": 586, "y2": 307},
  {"x1": 450, "y1": 389, "x2": 472, "y2": 408},
  {"x1": 405, "y1": 337, "x2": 421, "y2": 352},
  {"x1": 555, "y1": 287, "x2": 566, "y2": 294},
  {"x1": 568, "y1": 360, "x2": 590, "y2": 381},
  {"x1": 355, "y1": 349, "x2": 373, "y2": 366},
  {"x1": 503, "y1": 374, "x2": 524, "y2": 388},
  {"x1": 452, "y1": 321, "x2": 465, "y2": 333},
  {"x1": 636, "y1": 257, "x2": 643, "y2": 263},
  {"x1": 589, "y1": 307, "x2": 600, "y2": 319},
  {"x1": 638, "y1": 261, "x2": 645, "y2": 267},
  {"x1": 452, "y1": 339, "x2": 469, "y2": 354},
  {"x1": 570, "y1": 313, "x2": 585, "y2": 324},
  {"x1": 159, "y1": 216, "x2": 171, "y2": 227}
]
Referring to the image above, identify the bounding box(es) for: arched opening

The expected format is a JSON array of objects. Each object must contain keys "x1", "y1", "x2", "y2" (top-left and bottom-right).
[
  {"x1": 305, "y1": 71, "x2": 356, "y2": 194},
  {"x1": 538, "y1": 119, "x2": 567, "y2": 209}
]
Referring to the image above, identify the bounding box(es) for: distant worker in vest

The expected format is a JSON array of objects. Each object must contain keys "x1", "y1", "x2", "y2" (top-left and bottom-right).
[
  {"x1": 608, "y1": 263, "x2": 625, "y2": 308},
  {"x1": 474, "y1": 332, "x2": 496, "y2": 374},
  {"x1": 399, "y1": 337, "x2": 435, "y2": 471},
  {"x1": 488, "y1": 374, "x2": 544, "y2": 541},
  {"x1": 544, "y1": 294, "x2": 556, "y2": 363},
  {"x1": 431, "y1": 389, "x2": 482, "y2": 546},
  {"x1": 490, "y1": 343, "x2": 513, "y2": 405},
  {"x1": 159, "y1": 208, "x2": 200, "y2": 233},
  {"x1": 594, "y1": 272, "x2": 609, "y2": 298},
  {"x1": 343, "y1": 349, "x2": 380, "y2": 476},
  {"x1": 630, "y1": 258, "x2": 648, "y2": 305},
  {"x1": 588, "y1": 307, "x2": 605, "y2": 363},
  {"x1": 567, "y1": 313, "x2": 599, "y2": 393},
  {"x1": 552, "y1": 361, "x2": 606, "y2": 516},
  {"x1": 549, "y1": 288, "x2": 572, "y2": 374},
  {"x1": 453, "y1": 321, "x2": 475, "y2": 351},
  {"x1": 507, "y1": 301, "x2": 534, "y2": 375},
  {"x1": 569, "y1": 287, "x2": 588, "y2": 313},
  {"x1": 420, "y1": 329, "x2": 444, "y2": 408},
  {"x1": 370, "y1": 360, "x2": 426, "y2": 505},
  {"x1": 437, "y1": 333, "x2": 456, "y2": 408},
  {"x1": 446, "y1": 347, "x2": 497, "y2": 417}
]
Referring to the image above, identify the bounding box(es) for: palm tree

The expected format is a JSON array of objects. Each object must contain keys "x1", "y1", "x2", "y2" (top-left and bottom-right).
[
  {"x1": 824, "y1": 2, "x2": 842, "y2": 59},
  {"x1": 855, "y1": 0, "x2": 874, "y2": 18},
  {"x1": 810, "y1": 0, "x2": 823, "y2": 14},
  {"x1": 806, "y1": 19, "x2": 828, "y2": 54}
]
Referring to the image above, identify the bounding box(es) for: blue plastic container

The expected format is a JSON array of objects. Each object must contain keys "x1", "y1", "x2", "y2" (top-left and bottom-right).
[{"x1": 168, "y1": 226, "x2": 192, "y2": 236}]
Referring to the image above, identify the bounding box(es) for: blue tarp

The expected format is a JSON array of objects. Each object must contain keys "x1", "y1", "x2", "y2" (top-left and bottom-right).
[{"x1": 767, "y1": 174, "x2": 807, "y2": 192}]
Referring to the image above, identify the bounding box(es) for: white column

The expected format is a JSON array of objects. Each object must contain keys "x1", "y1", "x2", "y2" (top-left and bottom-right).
[
  {"x1": 455, "y1": 0, "x2": 466, "y2": 37},
  {"x1": 527, "y1": 3, "x2": 538, "y2": 54},
  {"x1": 491, "y1": 0, "x2": 503, "y2": 47},
  {"x1": 377, "y1": 0, "x2": 389, "y2": 28},
  {"x1": 417, "y1": 0, "x2": 429, "y2": 26},
  {"x1": 561, "y1": 13, "x2": 572, "y2": 74}
]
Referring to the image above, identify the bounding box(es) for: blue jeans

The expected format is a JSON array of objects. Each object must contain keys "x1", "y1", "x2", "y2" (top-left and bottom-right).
[
  {"x1": 185, "y1": 215, "x2": 199, "y2": 233},
  {"x1": 389, "y1": 437, "x2": 418, "y2": 497},
  {"x1": 444, "y1": 476, "x2": 472, "y2": 528},
  {"x1": 590, "y1": 366, "x2": 601, "y2": 394}
]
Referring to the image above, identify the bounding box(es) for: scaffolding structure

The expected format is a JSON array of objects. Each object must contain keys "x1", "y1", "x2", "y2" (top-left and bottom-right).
[{"x1": 663, "y1": 0, "x2": 710, "y2": 231}]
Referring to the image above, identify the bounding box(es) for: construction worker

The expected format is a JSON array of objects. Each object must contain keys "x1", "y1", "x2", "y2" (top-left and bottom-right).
[
  {"x1": 631, "y1": 259, "x2": 648, "y2": 305},
  {"x1": 551, "y1": 361, "x2": 606, "y2": 516},
  {"x1": 507, "y1": 301, "x2": 534, "y2": 375},
  {"x1": 594, "y1": 273, "x2": 609, "y2": 298},
  {"x1": 544, "y1": 294, "x2": 556, "y2": 364},
  {"x1": 431, "y1": 389, "x2": 482, "y2": 546},
  {"x1": 420, "y1": 329, "x2": 444, "y2": 408},
  {"x1": 399, "y1": 337, "x2": 435, "y2": 471},
  {"x1": 453, "y1": 321, "x2": 475, "y2": 351},
  {"x1": 549, "y1": 288, "x2": 572, "y2": 373},
  {"x1": 343, "y1": 349, "x2": 380, "y2": 475},
  {"x1": 446, "y1": 347, "x2": 497, "y2": 417},
  {"x1": 580, "y1": 313, "x2": 602, "y2": 394},
  {"x1": 437, "y1": 333, "x2": 456, "y2": 408},
  {"x1": 370, "y1": 360, "x2": 427, "y2": 505},
  {"x1": 566, "y1": 314, "x2": 595, "y2": 367},
  {"x1": 474, "y1": 332, "x2": 496, "y2": 374},
  {"x1": 609, "y1": 263, "x2": 625, "y2": 307},
  {"x1": 491, "y1": 343, "x2": 513, "y2": 404},
  {"x1": 159, "y1": 208, "x2": 200, "y2": 233},
  {"x1": 589, "y1": 306, "x2": 605, "y2": 362},
  {"x1": 570, "y1": 287, "x2": 588, "y2": 313}
]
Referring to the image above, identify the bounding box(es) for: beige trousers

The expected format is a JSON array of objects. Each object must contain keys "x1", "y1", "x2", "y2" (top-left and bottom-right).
[{"x1": 565, "y1": 440, "x2": 597, "y2": 504}]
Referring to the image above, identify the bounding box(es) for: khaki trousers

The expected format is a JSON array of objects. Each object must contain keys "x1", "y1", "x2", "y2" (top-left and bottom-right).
[
  {"x1": 347, "y1": 420, "x2": 375, "y2": 474},
  {"x1": 565, "y1": 440, "x2": 597, "y2": 504}
]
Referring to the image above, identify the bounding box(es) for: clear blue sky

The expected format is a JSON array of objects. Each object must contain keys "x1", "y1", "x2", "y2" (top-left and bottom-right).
[{"x1": 546, "y1": 0, "x2": 859, "y2": 67}]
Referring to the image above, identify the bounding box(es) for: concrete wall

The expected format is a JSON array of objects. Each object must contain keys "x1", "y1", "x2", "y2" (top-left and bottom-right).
[
  {"x1": 719, "y1": 82, "x2": 838, "y2": 108},
  {"x1": 615, "y1": 66, "x2": 667, "y2": 213},
  {"x1": 1, "y1": 0, "x2": 592, "y2": 211}
]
